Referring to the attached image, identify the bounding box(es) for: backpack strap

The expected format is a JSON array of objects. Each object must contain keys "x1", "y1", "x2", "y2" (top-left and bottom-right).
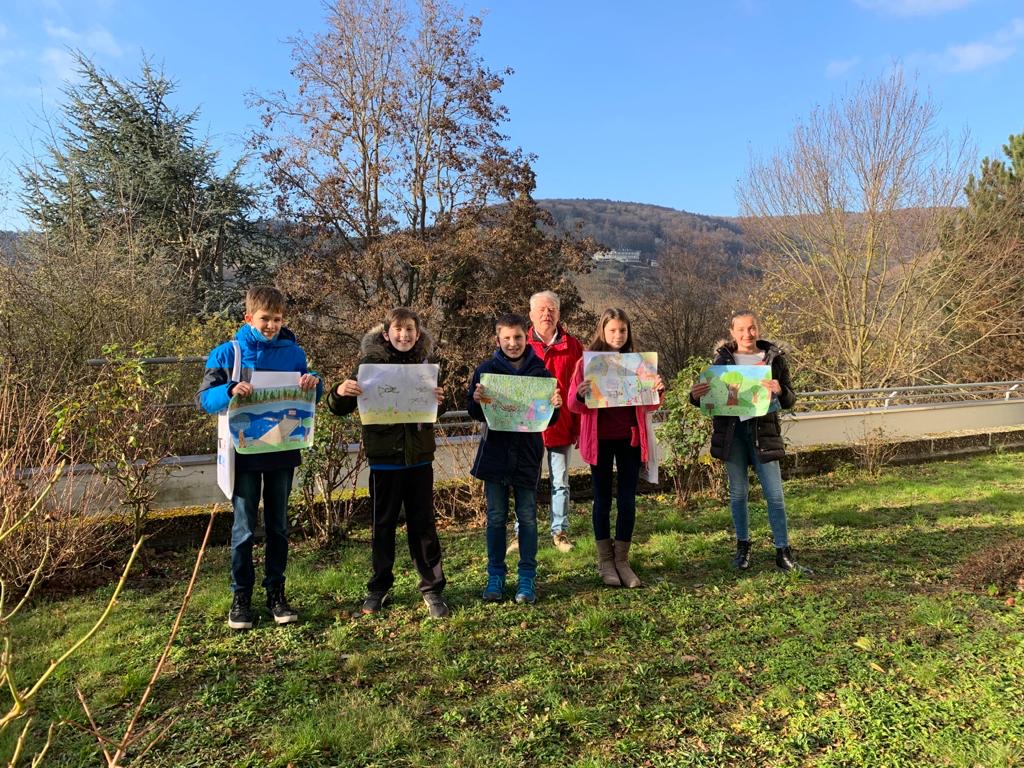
[{"x1": 230, "y1": 340, "x2": 241, "y2": 383}]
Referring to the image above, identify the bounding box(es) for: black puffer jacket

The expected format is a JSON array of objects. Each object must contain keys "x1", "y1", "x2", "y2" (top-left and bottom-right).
[
  {"x1": 690, "y1": 339, "x2": 796, "y2": 463},
  {"x1": 327, "y1": 325, "x2": 443, "y2": 467}
]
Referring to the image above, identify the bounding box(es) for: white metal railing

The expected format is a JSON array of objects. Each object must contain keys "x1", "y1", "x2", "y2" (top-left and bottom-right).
[
  {"x1": 794, "y1": 381, "x2": 1024, "y2": 410},
  {"x1": 81, "y1": 356, "x2": 1024, "y2": 419}
]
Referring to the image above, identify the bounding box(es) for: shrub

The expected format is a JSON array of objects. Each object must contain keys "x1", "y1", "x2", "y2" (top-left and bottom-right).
[
  {"x1": 52, "y1": 343, "x2": 180, "y2": 543},
  {"x1": 851, "y1": 426, "x2": 899, "y2": 477},
  {"x1": 656, "y1": 358, "x2": 719, "y2": 504},
  {"x1": 955, "y1": 538, "x2": 1024, "y2": 596},
  {"x1": 0, "y1": 364, "x2": 123, "y2": 593},
  {"x1": 295, "y1": 411, "x2": 367, "y2": 544}
]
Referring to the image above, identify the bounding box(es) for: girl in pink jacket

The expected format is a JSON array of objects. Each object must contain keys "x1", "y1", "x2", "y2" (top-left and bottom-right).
[{"x1": 568, "y1": 308, "x2": 664, "y2": 588}]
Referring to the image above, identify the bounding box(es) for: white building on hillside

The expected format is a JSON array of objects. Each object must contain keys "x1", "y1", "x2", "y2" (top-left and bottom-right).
[{"x1": 592, "y1": 249, "x2": 643, "y2": 264}]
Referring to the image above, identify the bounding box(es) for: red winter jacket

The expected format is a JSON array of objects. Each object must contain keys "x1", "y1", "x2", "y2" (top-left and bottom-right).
[{"x1": 527, "y1": 325, "x2": 583, "y2": 448}]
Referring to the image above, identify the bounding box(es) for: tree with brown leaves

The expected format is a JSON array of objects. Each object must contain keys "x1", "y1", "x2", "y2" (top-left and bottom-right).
[{"x1": 249, "y1": 0, "x2": 590, "y2": 388}]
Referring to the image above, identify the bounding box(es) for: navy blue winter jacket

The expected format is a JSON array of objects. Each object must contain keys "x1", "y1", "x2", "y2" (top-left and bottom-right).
[
  {"x1": 196, "y1": 324, "x2": 322, "y2": 472},
  {"x1": 466, "y1": 346, "x2": 559, "y2": 488}
]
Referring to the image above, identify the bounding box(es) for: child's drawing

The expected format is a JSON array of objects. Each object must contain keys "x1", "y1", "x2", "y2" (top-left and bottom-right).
[
  {"x1": 228, "y1": 385, "x2": 317, "y2": 455},
  {"x1": 479, "y1": 373, "x2": 556, "y2": 432},
  {"x1": 357, "y1": 363, "x2": 439, "y2": 424},
  {"x1": 583, "y1": 352, "x2": 660, "y2": 409},
  {"x1": 698, "y1": 365, "x2": 772, "y2": 418}
]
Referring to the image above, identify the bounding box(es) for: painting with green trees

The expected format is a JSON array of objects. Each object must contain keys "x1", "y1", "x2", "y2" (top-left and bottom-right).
[
  {"x1": 228, "y1": 386, "x2": 317, "y2": 454},
  {"x1": 698, "y1": 365, "x2": 772, "y2": 418}
]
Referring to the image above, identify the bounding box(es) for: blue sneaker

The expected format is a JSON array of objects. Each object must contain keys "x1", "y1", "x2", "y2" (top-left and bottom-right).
[
  {"x1": 482, "y1": 573, "x2": 505, "y2": 602},
  {"x1": 515, "y1": 574, "x2": 537, "y2": 604}
]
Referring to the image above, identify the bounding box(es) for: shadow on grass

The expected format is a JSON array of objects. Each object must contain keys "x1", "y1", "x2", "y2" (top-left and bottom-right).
[
  {"x1": 604, "y1": 494, "x2": 1024, "y2": 592},
  {"x1": 798, "y1": 489, "x2": 1024, "y2": 530}
]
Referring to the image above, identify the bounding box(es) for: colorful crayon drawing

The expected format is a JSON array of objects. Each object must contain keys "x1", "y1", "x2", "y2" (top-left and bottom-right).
[
  {"x1": 228, "y1": 385, "x2": 317, "y2": 454},
  {"x1": 698, "y1": 365, "x2": 772, "y2": 418},
  {"x1": 583, "y1": 352, "x2": 660, "y2": 409},
  {"x1": 356, "y1": 363, "x2": 439, "y2": 424},
  {"x1": 479, "y1": 373, "x2": 556, "y2": 432}
]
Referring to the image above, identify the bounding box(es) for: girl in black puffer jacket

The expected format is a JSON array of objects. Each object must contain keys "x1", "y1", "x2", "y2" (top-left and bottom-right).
[{"x1": 689, "y1": 311, "x2": 808, "y2": 574}]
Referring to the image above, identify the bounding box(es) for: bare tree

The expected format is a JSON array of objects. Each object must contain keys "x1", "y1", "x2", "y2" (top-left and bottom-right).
[
  {"x1": 249, "y1": 0, "x2": 587, "y2": 388},
  {"x1": 739, "y1": 70, "x2": 1021, "y2": 391},
  {"x1": 626, "y1": 245, "x2": 731, "y2": 380},
  {"x1": 250, "y1": 0, "x2": 531, "y2": 271}
]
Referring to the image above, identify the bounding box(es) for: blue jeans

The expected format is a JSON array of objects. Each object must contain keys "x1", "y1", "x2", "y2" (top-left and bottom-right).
[
  {"x1": 724, "y1": 420, "x2": 789, "y2": 548},
  {"x1": 590, "y1": 439, "x2": 641, "y2": 542},
  {"x1": 231, "y1": 467, "x2": 293, "y2": 594},
  {"x1": 485, "y1": 481, "x2": 538, "y2": 578},
  {"x1": 514, "y1": 445, "x2": 571, "y2": 537}
]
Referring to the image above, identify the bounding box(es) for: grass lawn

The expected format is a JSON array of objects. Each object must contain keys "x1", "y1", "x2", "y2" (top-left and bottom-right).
[{"x1": 4, "y1": 452, "x2": 1024, "y2": 767}]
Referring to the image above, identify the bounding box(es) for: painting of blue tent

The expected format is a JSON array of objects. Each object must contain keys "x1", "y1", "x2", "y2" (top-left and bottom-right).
[{"x1": 227, "y1": 386, "x2": 316, "y2": 455}]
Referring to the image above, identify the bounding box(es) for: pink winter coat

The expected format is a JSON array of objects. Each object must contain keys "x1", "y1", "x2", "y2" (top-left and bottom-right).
[{"x1": 566, "y1": 357, "x2": 660, "y2": 466}]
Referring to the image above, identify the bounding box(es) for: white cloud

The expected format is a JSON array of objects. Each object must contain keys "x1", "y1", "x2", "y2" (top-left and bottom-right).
[
  {"x1": 40, "y1": 46, "x2": 78, "y2": 84},
  {"x1": 994, "y1": 17, "x2": 1024, "y2": 43},
  {"x1": 943, "y1": 41, "x2": 1014, "y2": 71},
  {"x1": 854, "y1": 0, "x2": 975, "y2": 16},
  {"x1": 0, "y1": 46, "x2": 24, "y2": 66},
  {"x1": 0, "y1": 23, "x2": 9, "y2": 40},
  {"x1": 825, "y1": 57, "x2": 861, "y2": 78},
  {"x1": 934, "y1": 18, "x2": 1024, "y2": 72},
  {"x1": 43, "y1": 20, "x2": 122, "y2": 57}
]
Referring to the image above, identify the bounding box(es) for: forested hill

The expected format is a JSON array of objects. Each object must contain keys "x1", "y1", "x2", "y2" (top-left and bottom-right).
[
  {"x1": 0, "y1": 231, "x2": 19, "y2": 263},
  {"x1": 537, "y1": 198, "x2": 753, "y2": 268}
]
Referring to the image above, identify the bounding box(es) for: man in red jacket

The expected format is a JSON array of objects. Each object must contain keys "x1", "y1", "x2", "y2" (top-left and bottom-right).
[{"x1": 512, "y1": 290, "x2": 583, "y2": 554}]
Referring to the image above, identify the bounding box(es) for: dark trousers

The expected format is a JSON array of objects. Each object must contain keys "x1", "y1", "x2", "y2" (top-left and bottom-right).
[
  {"x1": 590, "y1": 438, "x2": 642, "y2": 542},
  {"x1": 231, "y1": 467, "x2": 293, "y2": 594},
  {"x1": 368, "y1": 465, "x2": 446, "y2": 595}
]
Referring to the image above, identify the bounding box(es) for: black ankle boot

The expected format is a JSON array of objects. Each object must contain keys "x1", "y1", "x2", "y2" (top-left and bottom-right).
[
  {"x1": 733, "y1": 540, "x2": 751, "y2": 570},
  {"x1": 775, "y1": 546, "x2": 811, "y2": 574}
]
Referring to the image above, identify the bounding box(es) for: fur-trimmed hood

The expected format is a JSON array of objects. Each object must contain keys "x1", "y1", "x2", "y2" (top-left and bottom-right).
[
  {"x1": 359, "y1": 323, "x2": 435, "y2": 363},
  {"x1": 712, "y1": 337, "x2": 788, "y2": 364}
]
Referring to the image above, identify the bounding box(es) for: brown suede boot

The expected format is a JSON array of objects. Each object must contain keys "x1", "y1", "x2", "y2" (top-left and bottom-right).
[
  {"x1": 613, "y1": 540, "x2": 641, "y2": 588},
  {"x1": 595, "y1": 539, "x2": 621, "y2": 587}
]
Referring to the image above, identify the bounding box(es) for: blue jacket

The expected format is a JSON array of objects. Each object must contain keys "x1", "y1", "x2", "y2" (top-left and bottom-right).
[
  {"x1": 196, "y1": 324, "x2": 322, "y2": 471},
  {"x1": 466, "y1": 346, "x2": 559, "y2": 488}
]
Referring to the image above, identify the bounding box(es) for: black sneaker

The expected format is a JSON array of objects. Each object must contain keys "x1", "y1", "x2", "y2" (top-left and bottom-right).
[
  {"x1": 228, "y1": 591, "x2": 254, "y2": 630},
  {"x1": 423, "y1": 592, "x2": 451, "y2": 619},
  {"x1": 361, "y1": 590, "x2": 390, "y2": 615},
  {"x1": 267, "y1": 586, "x2": 299, "y2": 625}
]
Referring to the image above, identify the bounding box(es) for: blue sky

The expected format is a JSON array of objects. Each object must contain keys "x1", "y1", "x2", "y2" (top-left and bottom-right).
[{"x1": 1, "y1": 0, "x2": 1022, "y2": 229}]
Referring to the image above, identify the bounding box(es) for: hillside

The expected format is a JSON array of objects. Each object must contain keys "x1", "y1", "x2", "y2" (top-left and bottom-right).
[
  {"x1": 537, "y1": 199, "x2": 757, "y2": 310},
  {"x1": 0, "y1": 231, "x2": 19, "y2": 263},
  {"x1": 538, "y1": 198, "x2": 753, "y2": 266}
]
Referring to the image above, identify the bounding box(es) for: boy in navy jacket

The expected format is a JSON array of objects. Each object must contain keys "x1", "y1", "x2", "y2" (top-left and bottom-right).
[
  {"x1": 467, "y1": 313, "x2": 561, "y2": 605},
  {"x1": 197, "y1": 286, "x2": 322, "y2": 630}
]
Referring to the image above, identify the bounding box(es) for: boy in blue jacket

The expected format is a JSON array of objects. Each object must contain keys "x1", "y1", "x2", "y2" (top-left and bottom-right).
[
  {"x1": 197, "y1": 286, "x2": 322, "y2": 630},
  {"x1": 467, "y1": 313, "x2": 562, "y2": 604}
]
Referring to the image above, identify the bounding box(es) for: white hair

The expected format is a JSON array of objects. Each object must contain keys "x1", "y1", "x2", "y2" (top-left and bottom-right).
[{"x1": 529, "y1": 290, "x2": 560, "y2": 311}]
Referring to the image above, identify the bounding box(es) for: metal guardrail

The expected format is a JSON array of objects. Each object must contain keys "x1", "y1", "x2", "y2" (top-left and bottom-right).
[
  {"x1": 82, "y1": 356, "x2": 1024, "y2": 417},
  {"x1": 48, "y1": 362, "x2": 1024, "y2": 509},
  {"x1": 795, "y1": 381, "x2": 1024, "y2": 410}
]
